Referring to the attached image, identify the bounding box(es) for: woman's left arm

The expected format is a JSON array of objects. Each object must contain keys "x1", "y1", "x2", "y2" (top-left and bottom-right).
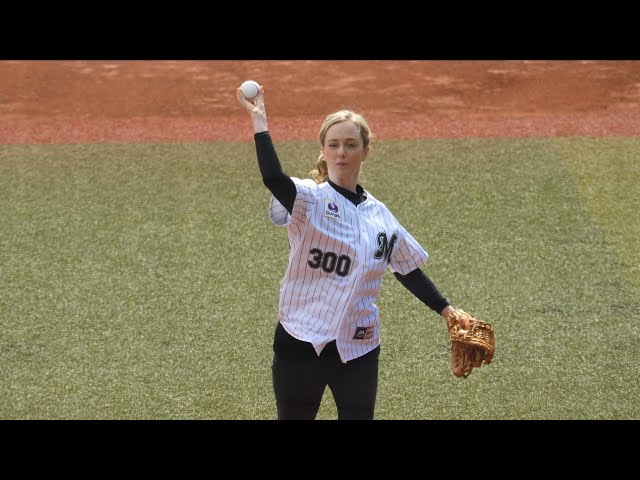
[{"x1": 393, "y1": 268, "x2": 453, "y2": 321}]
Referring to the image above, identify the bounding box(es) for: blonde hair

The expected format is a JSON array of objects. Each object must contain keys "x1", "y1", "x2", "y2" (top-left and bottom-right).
[{"x1": 309, "y1": 110, "x2": 373, "y2": 184}]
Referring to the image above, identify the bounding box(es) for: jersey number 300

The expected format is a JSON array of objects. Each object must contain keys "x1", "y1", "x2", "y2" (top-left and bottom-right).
[{"x1": 307, "y1": 248, "x2": 352, "y2": 277}]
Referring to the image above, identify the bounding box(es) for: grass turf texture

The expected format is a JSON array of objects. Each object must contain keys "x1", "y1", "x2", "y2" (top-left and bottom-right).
[{"x1": 1, "y1": 138, "x2": 638, "y2": 419}]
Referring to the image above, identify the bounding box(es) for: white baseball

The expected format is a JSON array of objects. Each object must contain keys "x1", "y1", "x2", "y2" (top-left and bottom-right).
[{"x1": 240, "y1": 80, "x2": 260, "y2": 100}]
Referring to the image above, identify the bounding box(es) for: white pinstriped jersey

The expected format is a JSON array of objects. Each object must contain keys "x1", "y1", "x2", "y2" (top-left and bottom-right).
[{"x1": 269, "y1": 177, "x2": 428, "y2": 363}]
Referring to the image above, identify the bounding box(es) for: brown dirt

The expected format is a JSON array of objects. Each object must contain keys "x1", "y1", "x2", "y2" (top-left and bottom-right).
[{"x1": 1, "y1": 60, "x2": 639, "y2": 144}]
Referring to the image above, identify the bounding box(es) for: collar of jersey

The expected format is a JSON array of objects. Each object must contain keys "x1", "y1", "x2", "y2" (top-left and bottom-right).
[{"x1": 328, "y1": 180, "x2": 367, "y2": 207}]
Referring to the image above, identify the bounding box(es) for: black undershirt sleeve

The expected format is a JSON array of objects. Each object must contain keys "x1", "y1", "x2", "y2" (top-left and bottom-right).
[
  {"x1": 254, "y1": 131, "x2": 296, "y2": 214},
  {"x1": 394, "y1": 268, "x2": 450, "y2": 314}
]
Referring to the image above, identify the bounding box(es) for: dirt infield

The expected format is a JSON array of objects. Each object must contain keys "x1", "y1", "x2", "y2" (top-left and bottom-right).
[{"x1": 1, "y1": 60, "x2": 639, "y2": 143}]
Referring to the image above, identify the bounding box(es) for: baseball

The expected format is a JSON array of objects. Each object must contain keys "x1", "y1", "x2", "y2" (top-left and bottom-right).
[{"x1": 240, "y1": 80, "x2": 260, "y2": 100}]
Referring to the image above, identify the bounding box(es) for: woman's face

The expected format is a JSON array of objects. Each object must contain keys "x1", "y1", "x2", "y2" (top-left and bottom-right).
[{"x1": 322, "y1": 120, "x2": 369, "y2": 182}]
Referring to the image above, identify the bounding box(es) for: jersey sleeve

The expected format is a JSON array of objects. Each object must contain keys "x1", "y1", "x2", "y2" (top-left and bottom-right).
[
  {"x1": 387, "y1": 223, "x2": 429, "y2": 275},
  {"x1": 269, "y1": 177, "x2": 318, "y2": 227}
]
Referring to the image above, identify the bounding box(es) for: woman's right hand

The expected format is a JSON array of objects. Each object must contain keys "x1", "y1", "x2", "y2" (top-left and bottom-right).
[{"x1": 236, "y1": 84, "x2": 268, "y2": 133}]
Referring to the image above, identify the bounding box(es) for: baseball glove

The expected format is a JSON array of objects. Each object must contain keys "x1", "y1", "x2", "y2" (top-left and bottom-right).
[{"x1": 446, "y1": 308, "x2": 495, "y2": 378}]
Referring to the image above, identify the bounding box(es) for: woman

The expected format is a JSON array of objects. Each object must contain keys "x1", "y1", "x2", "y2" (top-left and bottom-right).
[{"x1": 236, "y1": 84, "x2": 456, "y2": 420}]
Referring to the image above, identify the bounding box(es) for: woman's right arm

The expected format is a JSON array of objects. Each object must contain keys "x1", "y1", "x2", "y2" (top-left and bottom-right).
[{"x1": 236, "y1": 85, "x2": 296, "y2": 214}]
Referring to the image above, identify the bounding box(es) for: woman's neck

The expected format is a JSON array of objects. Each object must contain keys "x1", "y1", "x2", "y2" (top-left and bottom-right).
[
  {"x1": 328, "y1": 173, "x2": 359, "y2": 193},
  {"x1": 328, "y1": 180, "x2": 365, "y2": 206}
]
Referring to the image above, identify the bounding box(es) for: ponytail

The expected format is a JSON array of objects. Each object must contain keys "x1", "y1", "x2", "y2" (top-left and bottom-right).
[{"x1": 309, "y1": 153, "x2": 328, "y2": 184}]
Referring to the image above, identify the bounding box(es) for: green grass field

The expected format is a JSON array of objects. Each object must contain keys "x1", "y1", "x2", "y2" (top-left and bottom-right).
[{"x1": 1, "y1": 137, "x2": 639, "y2": 419}]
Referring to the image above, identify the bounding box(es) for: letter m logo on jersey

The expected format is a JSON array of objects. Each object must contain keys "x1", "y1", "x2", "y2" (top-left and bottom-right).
[{"x1": 374, "y1": 232, "x2": 397, "y2": 263}]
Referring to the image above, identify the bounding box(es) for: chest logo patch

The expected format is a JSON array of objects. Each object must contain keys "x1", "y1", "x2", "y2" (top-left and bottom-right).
[
  {"x1": 324, "y1": 199, "x2": 342, "y2": 222},
  {"x1": 374, "y1": 231, "x2": 398, "y2": 263}
]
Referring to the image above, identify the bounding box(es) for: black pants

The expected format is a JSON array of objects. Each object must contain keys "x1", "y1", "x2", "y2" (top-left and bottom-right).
[{"x1": 271, "y1": 322, "x2": 380, "y2": 420}]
